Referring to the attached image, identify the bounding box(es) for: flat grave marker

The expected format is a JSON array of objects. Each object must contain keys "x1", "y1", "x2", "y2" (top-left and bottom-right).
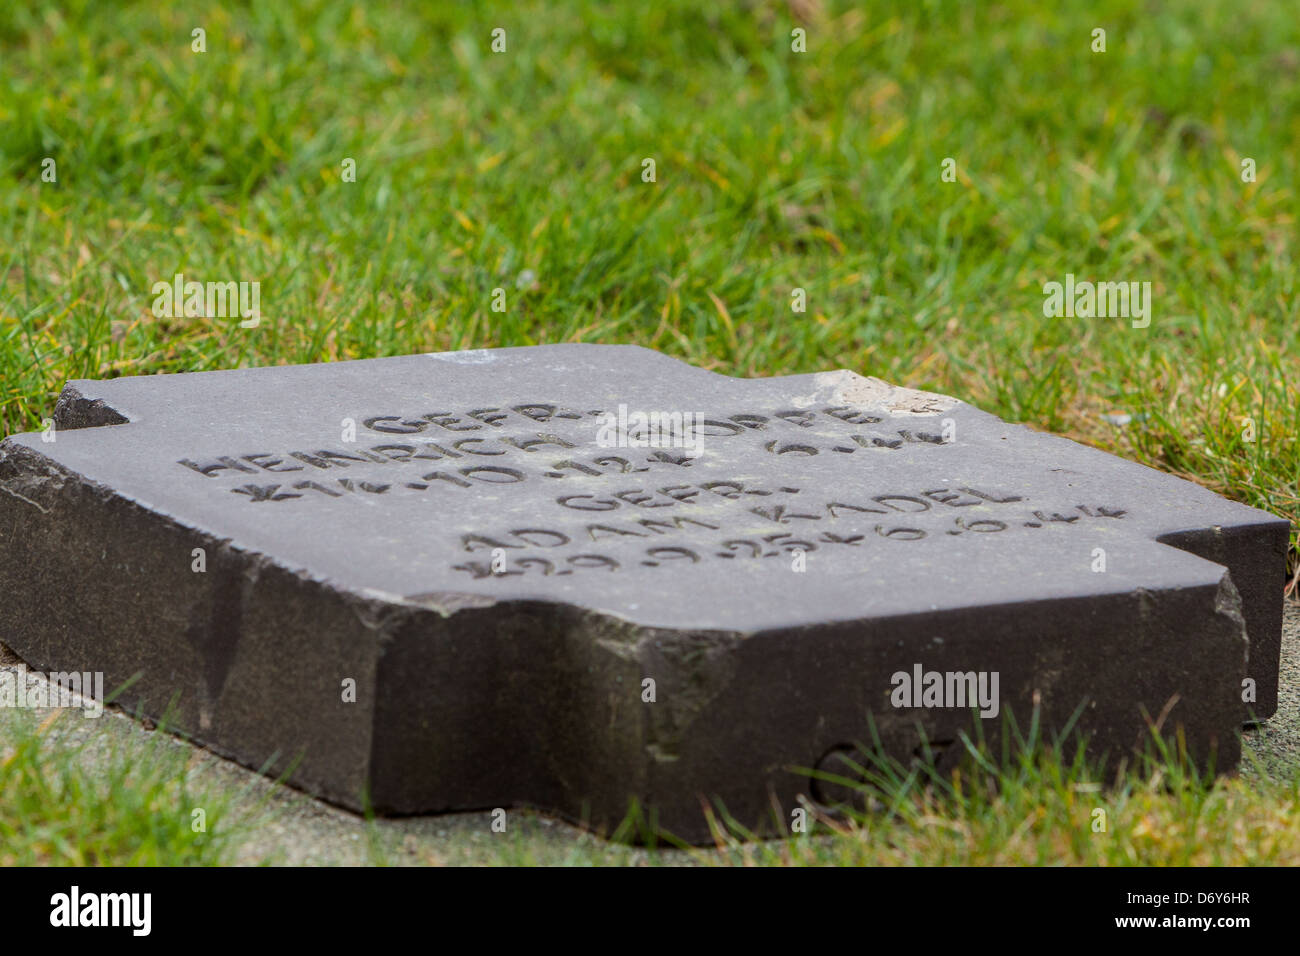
[{"x1": 0, "y1": 345, "x2": 1287, "y2": 840}]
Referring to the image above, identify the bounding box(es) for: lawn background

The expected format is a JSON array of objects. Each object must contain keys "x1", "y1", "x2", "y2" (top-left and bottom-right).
[{"x1": 1, "y1": 0, "x2": 1298, "y2": 863}]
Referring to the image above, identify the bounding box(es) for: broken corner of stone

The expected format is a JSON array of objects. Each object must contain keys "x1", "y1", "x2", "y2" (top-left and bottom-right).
[{"x1": 0, "y1": 346, "x2": 1290, "y2": 844}]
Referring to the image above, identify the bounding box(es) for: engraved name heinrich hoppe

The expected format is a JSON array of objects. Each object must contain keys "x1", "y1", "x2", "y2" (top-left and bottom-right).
[{"x1": 174, "y1": 401, "x2": 1129, "y2": 577}]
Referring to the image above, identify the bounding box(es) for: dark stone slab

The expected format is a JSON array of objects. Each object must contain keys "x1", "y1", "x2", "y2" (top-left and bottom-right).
[{"x1": 0, "y1": 345, "x2": 1288, "y2": 841}]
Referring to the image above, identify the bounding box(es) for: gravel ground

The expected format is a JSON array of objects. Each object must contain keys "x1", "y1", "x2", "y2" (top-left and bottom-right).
[
  {"x1": 1242, "y1": 602, "x2": 1300, "y2": 778},
  {"x1": 2, "y1": 602, "x2": 1297, "y2": 865}
]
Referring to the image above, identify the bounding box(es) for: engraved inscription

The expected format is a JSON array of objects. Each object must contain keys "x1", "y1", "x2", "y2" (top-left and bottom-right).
[{"x1": 170, "y1": 399, "x2": 1131, "y2": 578}]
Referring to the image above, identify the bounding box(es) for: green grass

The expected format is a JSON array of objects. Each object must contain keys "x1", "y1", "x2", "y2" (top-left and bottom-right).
[
  {"x1": 7, "y1": 693, "x2": 1300, "y2": 866},
  {"x1": 0, "y1": 707, "x2": 240, "y2": 865},
  {"x1": 362, "y1": 731, "x2": 1300, "y2": 866},
  {"x1": 1, "y1": 0, "x2": 1298, "y2": 863},
  {"x1": 701, "y1": 716, "x2": 1300, "y2": 866}
]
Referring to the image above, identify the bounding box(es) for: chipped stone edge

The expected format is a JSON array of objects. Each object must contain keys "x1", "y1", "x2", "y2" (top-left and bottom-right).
[
  {"x1": 792, "y1": 369, "x2": 961, "y2": 417},
  {"x1": 51, "y1": 384, "x2": 131, "y2": 430}
]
